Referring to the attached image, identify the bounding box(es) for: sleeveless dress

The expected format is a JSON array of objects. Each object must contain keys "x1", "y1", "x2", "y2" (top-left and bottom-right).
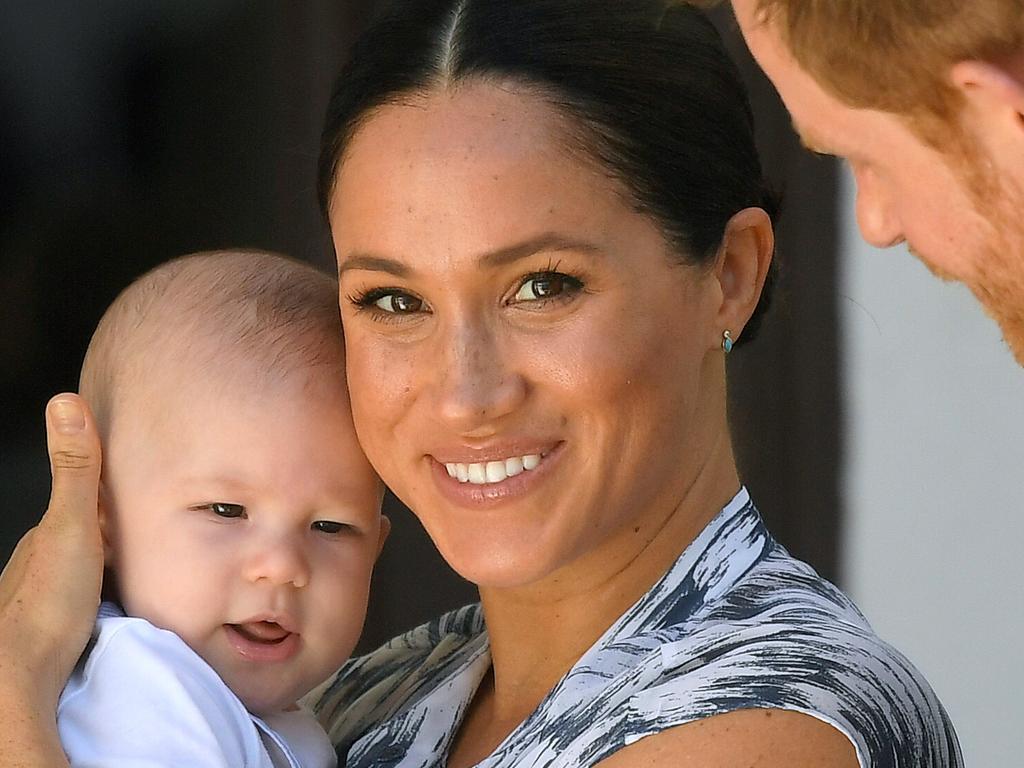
[{"x1": 313, "y1": 488, "x2": 962, "y2": 767}]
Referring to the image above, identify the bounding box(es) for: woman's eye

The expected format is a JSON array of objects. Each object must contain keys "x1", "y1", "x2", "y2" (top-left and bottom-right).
[
  {"x1": 373, "y1": 292, "x2": 422, "y2": 314},
  {"x1": 512, "y1": 273, "x2": 581, "y2": 303},
  {"x1": 312, "y1": 520, "x2": 348, "y2": 535},
  {"x1": 207, "y1": 503, "x2": 245, "y2": 519}
]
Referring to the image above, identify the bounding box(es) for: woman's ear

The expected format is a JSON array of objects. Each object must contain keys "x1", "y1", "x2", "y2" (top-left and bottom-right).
[{"x1": 712, "y1": 206, "x2": 774, "y2": 345}]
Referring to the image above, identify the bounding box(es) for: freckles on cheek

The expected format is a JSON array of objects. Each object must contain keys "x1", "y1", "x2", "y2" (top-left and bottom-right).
[
  {"x1": 345, "y1": 343, "x2": 419, "y2": 458},
  {"x1": 529, "y1": 314, "x2": 653, "y2": 405},
  {"x1": 588, "y1": 320, "x2": 664, "y2": 392},
  {"x1": 349, "y1": 344, "x2": 417, "y2": 411}
]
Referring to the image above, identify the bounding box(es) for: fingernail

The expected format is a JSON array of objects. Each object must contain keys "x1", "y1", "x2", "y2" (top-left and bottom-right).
[{"x1": 51, "y1": 398, "x2": 86, "y2": 434}]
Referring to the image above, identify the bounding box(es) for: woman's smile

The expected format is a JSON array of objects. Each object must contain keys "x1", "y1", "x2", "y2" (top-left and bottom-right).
[
  {"x1": 429, "y1": 442, "x2": 565, "y2": 507},
  {"x1": 334, "y1": 81, "x2": 723, "y2": 589},
  {"x1": 444, "y1": 454, "x2": 541, "y2": 485}
]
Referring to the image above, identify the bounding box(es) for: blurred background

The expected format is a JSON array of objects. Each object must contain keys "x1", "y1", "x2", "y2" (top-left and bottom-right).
[{"x1": 1, "y1": 2, "x2": 1020, "y2": 765}]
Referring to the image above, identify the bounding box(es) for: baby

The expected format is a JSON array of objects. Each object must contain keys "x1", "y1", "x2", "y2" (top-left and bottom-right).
[{"x1": 57, "y1": 250, "x2": 388, "y2": 767}]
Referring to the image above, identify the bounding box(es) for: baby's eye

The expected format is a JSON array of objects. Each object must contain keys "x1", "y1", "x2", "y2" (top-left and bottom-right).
[
  {"x1": 512, "y1": 273, "x2": 582, "y2": 303},
  {"x1": 208, "y1": 502, "x2": 246, "y2": 519},
  {"x1": 373, "y1": 292, "x2": 423, "y2": 314},
  {"x1": 312, "y1": 520, "x2": 349, "y2": 535}
]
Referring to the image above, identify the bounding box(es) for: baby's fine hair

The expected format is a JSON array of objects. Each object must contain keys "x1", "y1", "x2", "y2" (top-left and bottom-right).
[{"x1": 79, "y1": 249, "x2": 344, "y2": 437}]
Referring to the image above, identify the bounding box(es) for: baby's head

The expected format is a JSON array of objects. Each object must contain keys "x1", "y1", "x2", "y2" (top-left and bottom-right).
[{"x1": 80, "y1": 250, "x2": 387, "y2": 716}]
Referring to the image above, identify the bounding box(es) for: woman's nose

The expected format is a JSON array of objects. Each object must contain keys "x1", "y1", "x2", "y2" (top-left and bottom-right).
[
  {"x1": 853, "y1": 165, "x2": 906, "y2": 249},
  {"x1": 243, "y1": 534, "x2": 311, "y2": 589},
  {"x1": 433, "y1": 320, "x2": 527, "y2": 432}
]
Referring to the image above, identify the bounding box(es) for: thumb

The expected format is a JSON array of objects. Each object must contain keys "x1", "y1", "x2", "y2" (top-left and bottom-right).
[
  {"x1": 43, "y1": 394, "x2": 102, "y2": 535},
  {"x1": 0, "y1": 394, "x2": 104, "y2": 712}
]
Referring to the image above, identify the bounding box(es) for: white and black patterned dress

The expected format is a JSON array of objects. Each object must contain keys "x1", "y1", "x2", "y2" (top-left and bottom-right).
[{"x1": 313, "y1": 489, "x2": 962, "y2": 768}]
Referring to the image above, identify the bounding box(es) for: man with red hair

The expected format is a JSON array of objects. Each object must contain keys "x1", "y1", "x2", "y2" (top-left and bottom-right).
[{"x1": 696, "y1": 0, "x2": 1024, "y2": 363}]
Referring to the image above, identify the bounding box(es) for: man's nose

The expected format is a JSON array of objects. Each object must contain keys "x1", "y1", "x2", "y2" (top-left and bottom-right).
[{"x1": 853, "y1": 165, "x2": 906, "y2": 249}]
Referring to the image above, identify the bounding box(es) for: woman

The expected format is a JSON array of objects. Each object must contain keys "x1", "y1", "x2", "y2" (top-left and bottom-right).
[{"x1": 0, "y1": 1, "x2": 960, "y2": 766}]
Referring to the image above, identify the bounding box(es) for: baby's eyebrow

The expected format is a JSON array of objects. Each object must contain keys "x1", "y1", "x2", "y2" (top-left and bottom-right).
[{"x1": 178, "y1": 474, "x2": 251, "y2": 493}]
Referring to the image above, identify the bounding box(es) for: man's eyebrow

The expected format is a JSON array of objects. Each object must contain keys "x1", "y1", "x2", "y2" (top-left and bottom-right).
[
  {"x1": 337, "y1": 233, "x2": 604, "y2": 278},
  {"x1": 792, "y1": 121, "x2": 831, "y2": 155}
]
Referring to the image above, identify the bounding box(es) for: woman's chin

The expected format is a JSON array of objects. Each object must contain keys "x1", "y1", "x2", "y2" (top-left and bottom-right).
[{"x1": 432, "y1": 534, "x2": 567, "y2": 592}]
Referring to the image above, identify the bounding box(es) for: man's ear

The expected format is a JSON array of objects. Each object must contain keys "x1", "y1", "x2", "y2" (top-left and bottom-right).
[
  {"x1": 950, "y1": 58, "x2": 1024, "y2": 138},
  {"x1": 712, "y1": 206, "x2": 775, "y2": 346},
  {"x1": 376, "y1": 514, "x2": 391, "y2": 559}
]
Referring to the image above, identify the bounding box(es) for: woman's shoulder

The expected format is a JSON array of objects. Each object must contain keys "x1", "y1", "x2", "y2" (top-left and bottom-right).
[
  {"x1": 309, "y1": 602, "x2": 485, "y2": 752},
  {"x1": 628, "y1": 544, "x2": 962, "y2": 767}
]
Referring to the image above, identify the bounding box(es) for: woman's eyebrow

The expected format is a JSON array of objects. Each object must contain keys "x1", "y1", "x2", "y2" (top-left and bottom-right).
[
  {"x1": 479, "y1": 233, "x2": 604, "y2": 268},
  {"x1": 337, "y1": 254, "x2": 410, "y2": 279},
  {"x1": 338, "y1": 233, "x2": 604, "y2": 278}
]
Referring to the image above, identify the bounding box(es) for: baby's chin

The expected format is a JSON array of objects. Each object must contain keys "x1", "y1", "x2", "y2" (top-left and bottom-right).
[
  {"x1": 232, "y1": 683, "x2": 303, "y2": 717},
  {"x1": 205, "y1": 653, "x2": 314, "y2": 716}
]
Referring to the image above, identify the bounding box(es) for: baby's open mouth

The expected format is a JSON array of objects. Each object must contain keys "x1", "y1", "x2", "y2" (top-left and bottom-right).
[{"x1": 228, "y1": 621, "x2": 291, "y2": 645}]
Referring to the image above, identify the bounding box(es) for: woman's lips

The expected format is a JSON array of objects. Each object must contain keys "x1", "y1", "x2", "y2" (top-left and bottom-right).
[
  {"x1": 430, "y1": 442, "x2": 564, "y2": 507},
  {"x1": 224, "y1": 622, "x2": 300, "y2": 662}
]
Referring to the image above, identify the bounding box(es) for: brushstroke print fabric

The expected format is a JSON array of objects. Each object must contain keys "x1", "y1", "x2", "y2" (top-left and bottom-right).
[{"x1": 314, "y1": 489, "x2": 961, "y2": 767}]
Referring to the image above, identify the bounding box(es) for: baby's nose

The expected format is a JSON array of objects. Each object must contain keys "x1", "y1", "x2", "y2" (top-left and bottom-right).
[{"x1": 243, "y1": 536, "x2": 311, "y2": 588}]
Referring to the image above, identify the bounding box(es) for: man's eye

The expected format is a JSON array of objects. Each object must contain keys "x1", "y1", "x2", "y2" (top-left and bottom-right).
[
  {"x1": 208, "y1": 502, "x2": 245, "y2": 519},
  {"x1": 513, "y1": 273, "x2": 581, "y2": 302},
  {"x1": 312, "y1": 520, "x2": 348, "y2": 535},
  {"x1": 373, "y1": 293, "x2": 422, "y2": 313}
]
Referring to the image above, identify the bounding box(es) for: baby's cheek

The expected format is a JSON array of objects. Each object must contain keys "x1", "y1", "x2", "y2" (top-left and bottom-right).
[
  {"x1": 115, "y1": 553, "x2": 209, "y2": 639},
  {"x1": 314, "y1": 561, "x2": 374, "y2": 653}
]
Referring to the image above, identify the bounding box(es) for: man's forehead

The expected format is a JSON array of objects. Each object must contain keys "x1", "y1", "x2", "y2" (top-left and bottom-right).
[{"x1": 730, "y1": 9, "x2": 849, "y2": 153}]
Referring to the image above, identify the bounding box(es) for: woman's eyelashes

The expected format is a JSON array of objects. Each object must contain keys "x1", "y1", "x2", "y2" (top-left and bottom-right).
[
  {"x1": 510, "y1": 270, "x2": 584, "y2": 306},
  {"x1": 345, "y1": 269, "x2": 586, "y2": 321},
  {"x1": 347, "y1": 287, "x2": 427, "y2": 323},
  {"x1": 371, "y1": 291, "x2": 423, "y2": 314}
]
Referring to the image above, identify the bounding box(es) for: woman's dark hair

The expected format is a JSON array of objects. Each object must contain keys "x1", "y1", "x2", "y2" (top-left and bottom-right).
[{"x1": 318, "y1": 0, "x2": 779, "y2": 342}]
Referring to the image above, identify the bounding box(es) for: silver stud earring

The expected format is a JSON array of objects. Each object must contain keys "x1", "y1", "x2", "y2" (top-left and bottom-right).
[{"x1": 722, "y1": 330, "x2": 734, "y2": 354}]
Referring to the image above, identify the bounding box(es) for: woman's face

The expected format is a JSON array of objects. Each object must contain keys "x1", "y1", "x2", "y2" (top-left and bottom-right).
[{"x1": 331, "y1": 82, "x2": 727, "y2": 590}]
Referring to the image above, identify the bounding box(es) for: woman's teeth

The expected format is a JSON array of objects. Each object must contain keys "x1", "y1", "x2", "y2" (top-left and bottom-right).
[{"x1": 445, "y1": 454, "x2": 542, "y2": 485}]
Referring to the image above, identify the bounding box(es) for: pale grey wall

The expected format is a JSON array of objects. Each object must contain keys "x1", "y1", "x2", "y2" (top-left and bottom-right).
[{"x1": 837, "y1": 171, "x2": 1024, "y2": 768}]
